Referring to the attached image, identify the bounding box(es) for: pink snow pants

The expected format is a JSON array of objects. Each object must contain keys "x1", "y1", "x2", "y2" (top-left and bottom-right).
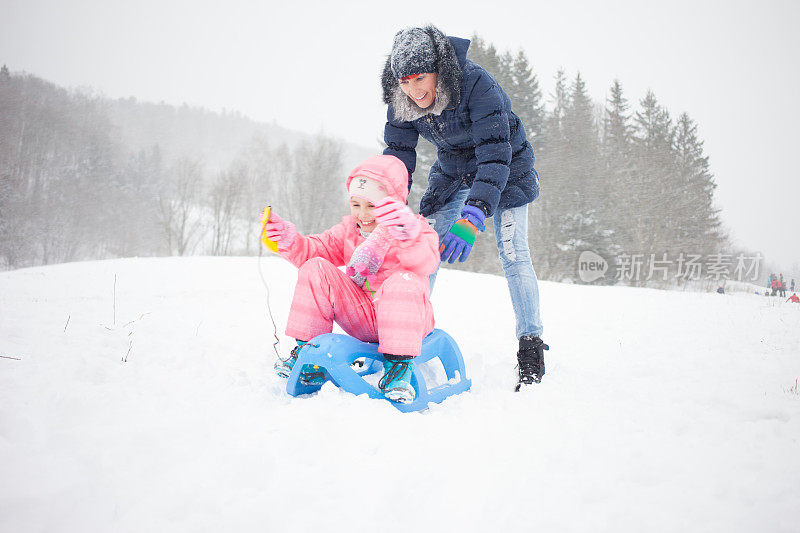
[{"x1": 285, "y1": 257, "x2": 435, "y2": 357}]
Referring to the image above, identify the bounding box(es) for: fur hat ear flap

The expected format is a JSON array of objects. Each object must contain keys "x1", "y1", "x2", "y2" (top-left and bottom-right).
[
  {"x1": 381, "y1": 59, "x2": 397, "y2": 105},
  {"x1": 424, "y1": 25, "x2": 462, "y2": 109}
]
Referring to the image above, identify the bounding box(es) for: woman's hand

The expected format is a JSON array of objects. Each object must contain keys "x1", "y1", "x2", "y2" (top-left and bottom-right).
[
  {"x1": 440, "y1": 205, "x2": 485, "y2": 263},
  {"x1": 373, "y1": 197, "x2": 420, "y2": 241},
  {"x1": 264, "y1": 211, "x2": 298, "y2": 250}
]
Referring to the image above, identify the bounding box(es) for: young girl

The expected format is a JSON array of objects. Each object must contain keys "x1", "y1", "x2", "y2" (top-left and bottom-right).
[{"x1": 264, "y1": 154, "x2": 440, "y2": 403}]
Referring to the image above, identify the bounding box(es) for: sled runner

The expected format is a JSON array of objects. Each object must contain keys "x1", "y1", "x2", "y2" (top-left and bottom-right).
[{"x1": 285, "y1": 328, "x2": 471, "y2": 413}]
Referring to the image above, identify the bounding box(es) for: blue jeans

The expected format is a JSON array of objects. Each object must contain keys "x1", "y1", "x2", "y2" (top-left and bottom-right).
[{"x1": 427, "y1": 186, "x2": 544, "y2": 339}]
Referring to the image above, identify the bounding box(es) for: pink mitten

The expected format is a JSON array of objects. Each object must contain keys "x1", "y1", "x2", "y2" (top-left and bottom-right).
[
  {"x1": 264, "y1": 211, "x2": 298, "y2": 250},
  {"x1": 347, "y1": 225, "x2": 392, "y2": 288},
  {"x1": 373, "y1": 197, "x2": 421, "y2": 241}
]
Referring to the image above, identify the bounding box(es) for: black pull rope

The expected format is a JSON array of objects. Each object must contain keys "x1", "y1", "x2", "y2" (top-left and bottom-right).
[{"x1": 258, "y1": 220, "x2": 282, "y2": 360}]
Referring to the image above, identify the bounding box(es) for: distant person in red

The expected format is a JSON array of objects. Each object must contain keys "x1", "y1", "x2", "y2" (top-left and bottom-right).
[{"x1": 787, "y1": 293, "x2": 800, "y2": 303}]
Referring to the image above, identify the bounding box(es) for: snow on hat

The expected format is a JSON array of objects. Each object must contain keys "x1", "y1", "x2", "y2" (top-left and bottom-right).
[
  {"x1": 390, "y1": 27, "x2": 437, "y2": 79},
  {"x1": 348, "y1": 175, "x2": 388, "y2": 205}
]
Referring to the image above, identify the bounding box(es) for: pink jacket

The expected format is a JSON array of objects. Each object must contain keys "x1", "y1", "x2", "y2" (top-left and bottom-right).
[{"x1": 278, "y1": 155, "x2": 440, "y2": 297}]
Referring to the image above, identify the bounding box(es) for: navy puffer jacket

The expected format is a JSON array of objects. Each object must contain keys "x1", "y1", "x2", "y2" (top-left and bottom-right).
[{"x1": 382, "y1": 32, "x2": 539, "y2": 218}]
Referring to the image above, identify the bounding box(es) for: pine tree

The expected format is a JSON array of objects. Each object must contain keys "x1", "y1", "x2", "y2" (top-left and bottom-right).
[
  {"x1": 547, "y1": 69, "x2": 569, "y2": 146},
  {"x1": 495, "y1": 51, "x2": 516, "y2": 96},
  {"x1": 603, "y1": 80, "x2": 633, "y2": 160},
  {"x1": 560, "y1": 73, "x2": 612, "y2": 281},
  {"x1": 467, "y1": 34, "x2": 488, "y2": 67},
  {"x1": 564, "y1": 73, "x2": 596, "y2": 151},
  {"x1": 673, "y1": 112, "x2": 724, "y2": 255},
  {"x1": 467, "y1": 38, "x2": 544, "y2": 151},
  {"x1": 467, "y1": 34, "x2": 503, "y2": 80},
  {"x1": 509, "y1": 50, "x2": 545, "y2": 151},
  {"x1": 529, "y1": 69, "x2": 573, "y2": 280},
  {"x1": 635, "y1": 90, "x2": 673, "y2": 155},
  {"x1": 630, "y1": 90, "x2": 678, "y2": 281},
  {"x1": 601, "y1": 80, "x2": 636, "y2": 256}
]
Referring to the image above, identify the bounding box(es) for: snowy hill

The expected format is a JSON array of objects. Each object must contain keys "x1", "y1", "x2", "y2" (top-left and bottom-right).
[{"x1": 1, "y1": 257, "x2": 799, "y2": 532}]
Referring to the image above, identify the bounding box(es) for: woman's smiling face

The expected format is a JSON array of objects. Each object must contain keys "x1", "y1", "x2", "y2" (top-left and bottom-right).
[{"x1": 399, "y1": 73, "x2": 437, "y2": 109}]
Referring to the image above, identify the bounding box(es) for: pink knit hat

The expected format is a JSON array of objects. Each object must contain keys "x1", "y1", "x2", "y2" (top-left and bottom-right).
[
  {"x1": 348, "y1": 176, "x2": 388, "y2": 205},
  {"x1": 345, "y1": 155, "x2": 409, "y2": 204}
]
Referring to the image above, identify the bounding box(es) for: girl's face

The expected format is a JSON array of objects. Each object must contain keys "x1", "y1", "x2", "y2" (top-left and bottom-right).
[
  {"x1": 350, "y1": 197, "x2": 378, "y2": 232},
  {"x1": 399, "y1": 73, "x2": 437, "y2": 109}
]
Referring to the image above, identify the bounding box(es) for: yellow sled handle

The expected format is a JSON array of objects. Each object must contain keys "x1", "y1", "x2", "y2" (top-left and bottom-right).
[{"x1": 260, "y1": 206, "x2": 279, "y2": 253}]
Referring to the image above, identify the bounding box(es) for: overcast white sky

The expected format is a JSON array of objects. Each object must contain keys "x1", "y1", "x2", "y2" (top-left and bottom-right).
[{"x1": 2, "y1": 0, "x2": 798, "y2": 268}]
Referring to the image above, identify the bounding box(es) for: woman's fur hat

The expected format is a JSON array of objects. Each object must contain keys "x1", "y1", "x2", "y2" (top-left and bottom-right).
[{"x1": 381, "y1": 25, "x2": 462, "y2": 122}]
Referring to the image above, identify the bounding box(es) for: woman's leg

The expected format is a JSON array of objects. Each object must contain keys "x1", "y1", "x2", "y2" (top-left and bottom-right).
[
  {"x1": 285, "y1": 257, "x2": 379, "y2": 343},
  {"x1": 425, "y1": 186, "x2": 470, "y2": 294},
  {"x1": 492, "y1": 204, "x2": 543, "y2": 339}
]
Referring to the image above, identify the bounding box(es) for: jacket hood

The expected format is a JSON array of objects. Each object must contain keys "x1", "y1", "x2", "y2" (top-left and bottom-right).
[
  {"x1": 381, "y1": 27, "x2": 466, "y2": 122},
  {"x1": 346, "y1": 155, "x2": 409, "y2": 204}
]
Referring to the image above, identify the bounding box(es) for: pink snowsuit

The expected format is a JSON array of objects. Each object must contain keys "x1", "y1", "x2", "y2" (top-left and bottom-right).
[{"x1": 278, "y1": 155, "x2": 439, "y2": 357}]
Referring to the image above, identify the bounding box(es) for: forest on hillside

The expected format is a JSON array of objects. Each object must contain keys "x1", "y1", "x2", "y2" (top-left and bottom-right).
[{"x1": 0, "y1": 35, "x2": 764, "y2": 286}]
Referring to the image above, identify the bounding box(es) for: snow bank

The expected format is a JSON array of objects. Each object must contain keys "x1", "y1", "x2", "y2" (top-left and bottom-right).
[{"x1": 1, "y1": 257, "x2": 798, "y2": 532}]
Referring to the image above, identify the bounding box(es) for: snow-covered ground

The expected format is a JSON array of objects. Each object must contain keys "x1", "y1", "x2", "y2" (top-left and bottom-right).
[{"x1": 1, "y1": 256, "x2": 799, "y2": 532}]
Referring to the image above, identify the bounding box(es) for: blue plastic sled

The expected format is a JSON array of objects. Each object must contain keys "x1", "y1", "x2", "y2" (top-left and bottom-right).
[{"x1": 285, "y1": 328, "x2": 471, "y2": 413}]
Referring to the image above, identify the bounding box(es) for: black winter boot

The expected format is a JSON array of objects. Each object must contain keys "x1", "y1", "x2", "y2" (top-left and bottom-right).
[{"x1": 515, "y1": 335, "x2": 549, "y2": 391}]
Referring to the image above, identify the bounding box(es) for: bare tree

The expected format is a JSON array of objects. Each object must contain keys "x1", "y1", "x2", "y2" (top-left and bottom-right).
[
  {"x1": 157, "y1": 157, "x2": 205, "y2": 256},
  {"x1": 209, "y1": 162, "x2": 247, "y2": 255},
  {"x1": 232, "y1": 133, "x2": 286, "y2": 254},
  {"x1": 288, "y1": 134, "x2": 345, "y2": 235}
]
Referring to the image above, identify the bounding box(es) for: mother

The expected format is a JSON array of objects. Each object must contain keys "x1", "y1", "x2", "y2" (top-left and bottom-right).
[{"x1": 381, "y1": 25, "x2": 548, "y2": 391}]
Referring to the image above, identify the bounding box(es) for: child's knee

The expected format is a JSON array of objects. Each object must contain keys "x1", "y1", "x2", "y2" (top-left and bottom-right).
[
  {"x1": 297, "y1": 257, "x2": 336, "y2": 282},
  {"x1": 380, "y1": 271, "x2": 426, "y2": 298}
]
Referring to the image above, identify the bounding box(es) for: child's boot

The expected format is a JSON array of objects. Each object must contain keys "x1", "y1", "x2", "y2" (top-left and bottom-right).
[
  {"x1": 274, "y1": 341, "x2": 326, "y2": 386},
  {"x1": 274, "y1": 342, "x2": 303, "y2": 378},
  {"x1": 379, "y1": 355, "x2": 416, "y2": 403}
]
